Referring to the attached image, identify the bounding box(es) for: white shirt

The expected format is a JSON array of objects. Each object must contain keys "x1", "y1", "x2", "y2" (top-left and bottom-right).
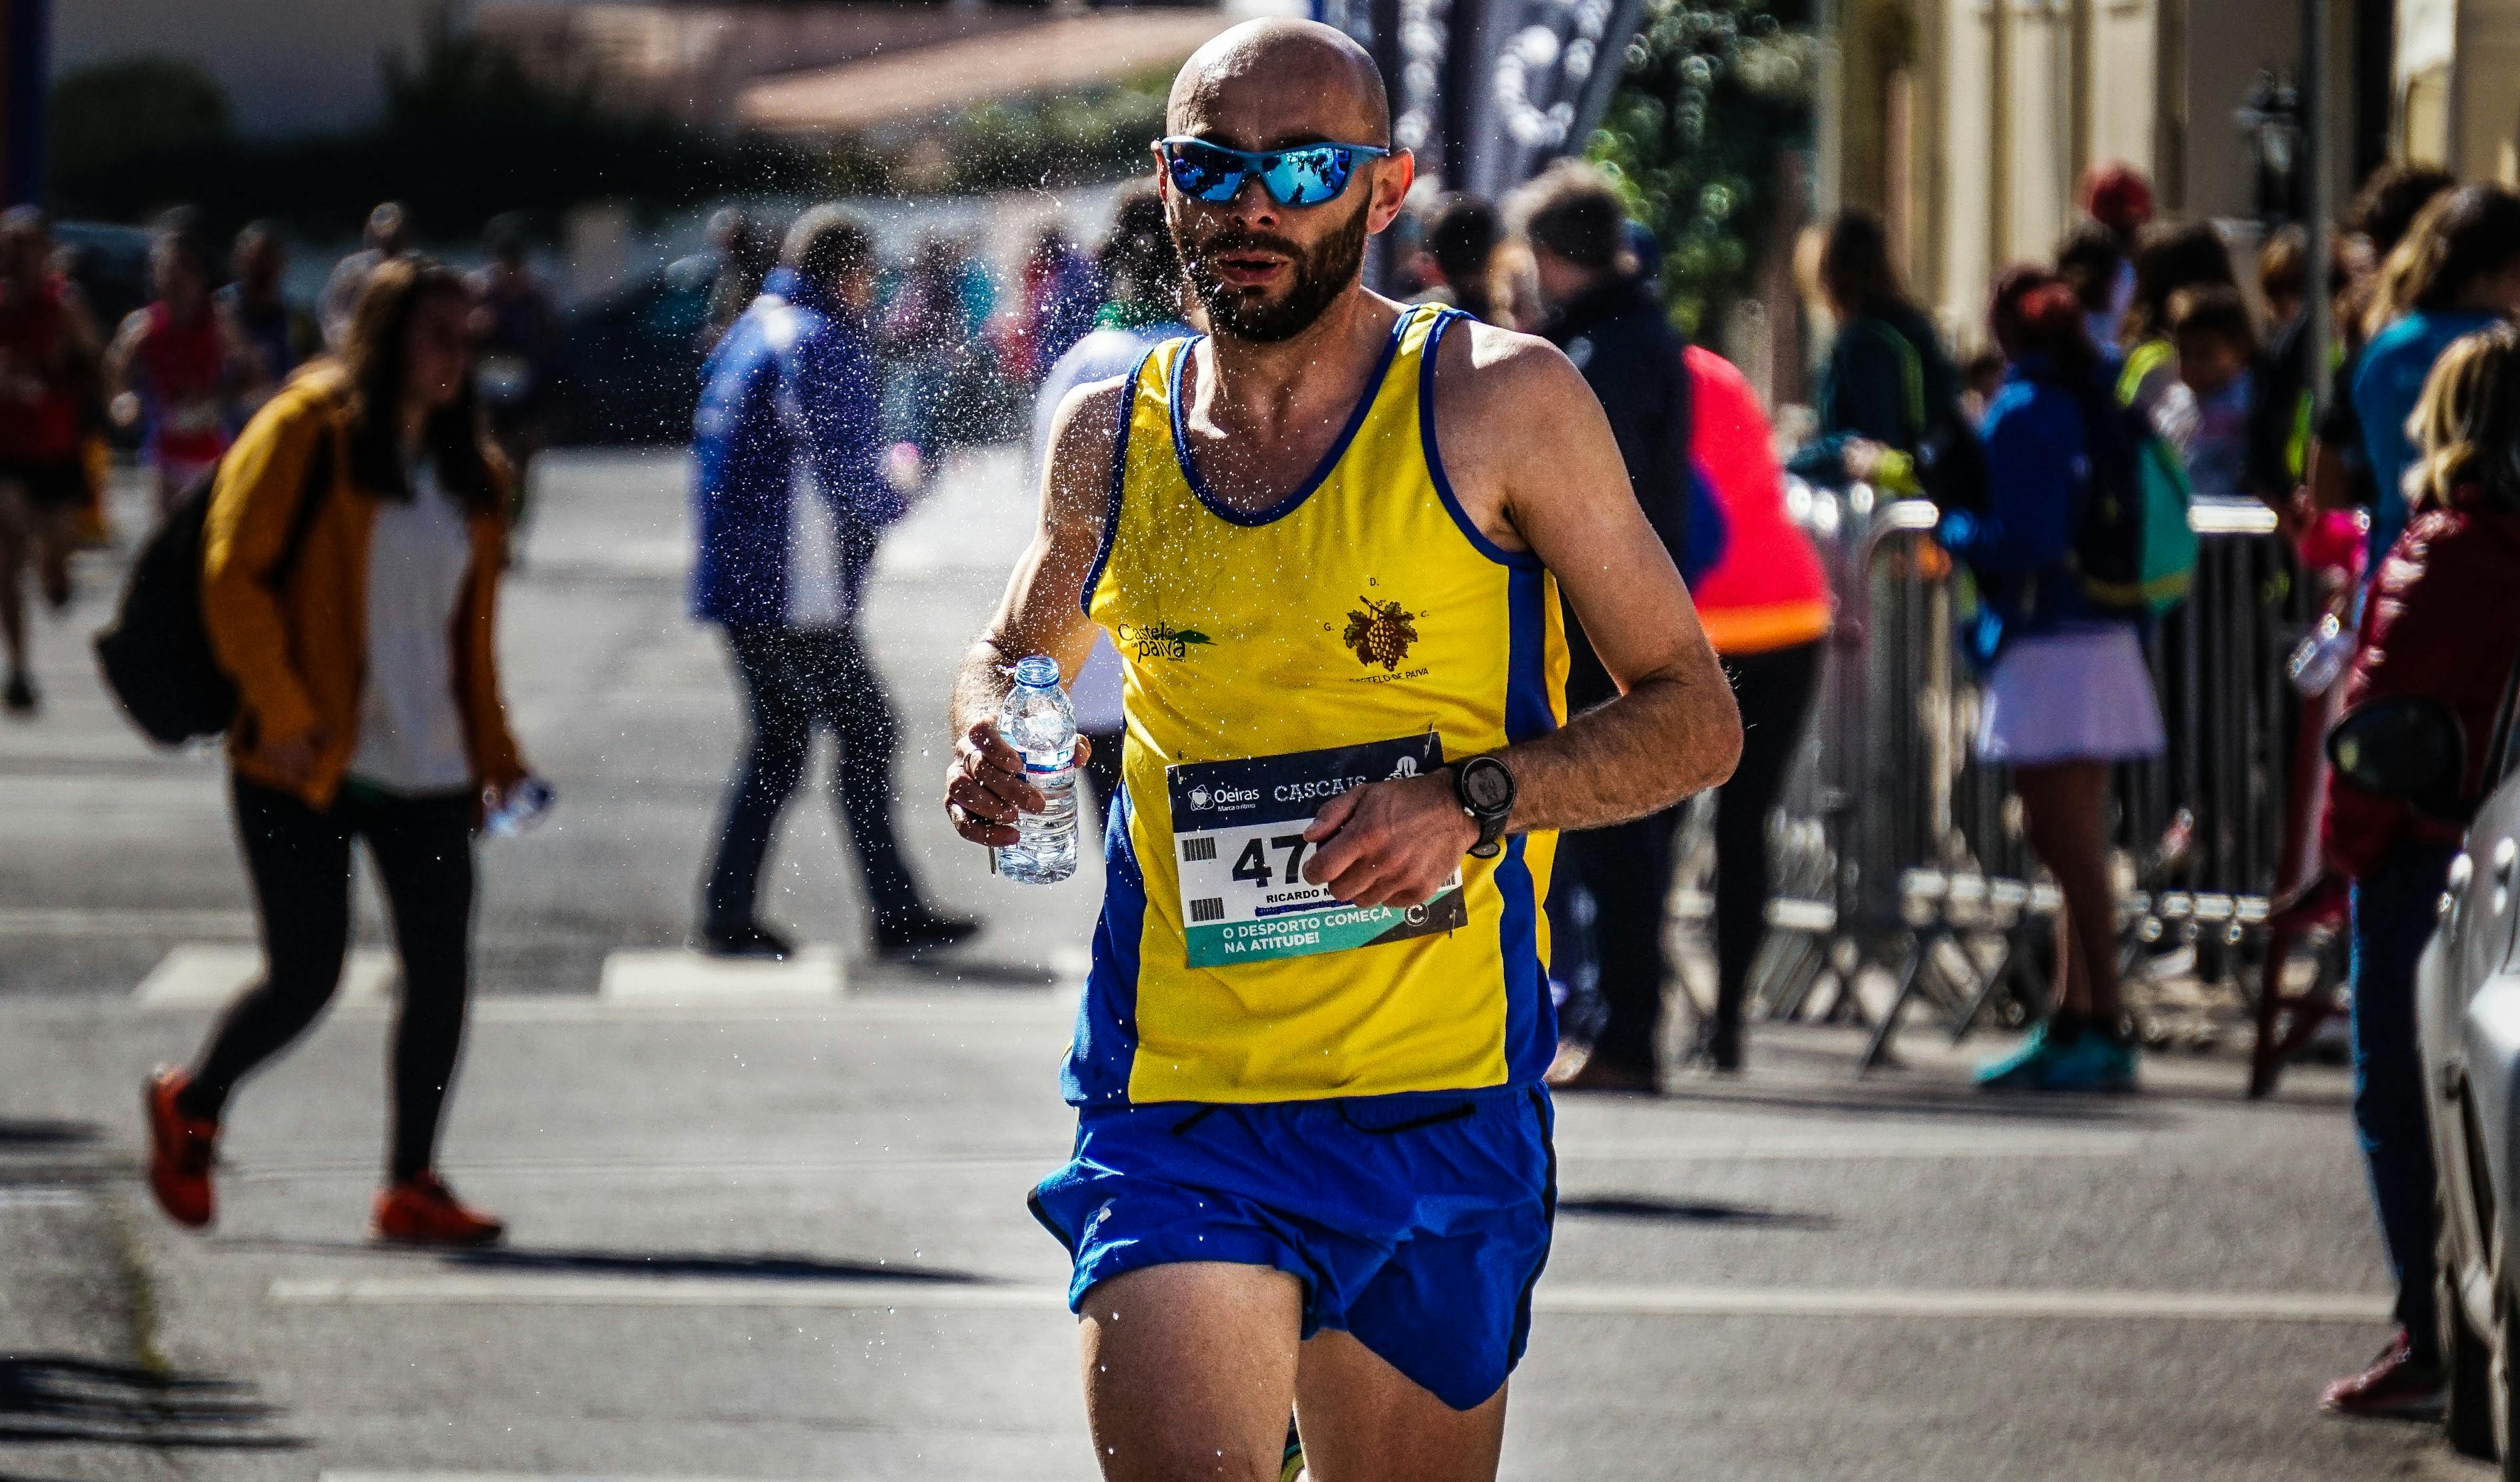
[{"x1": 348, "y1": 458, "x2": 475, "y2": 795}]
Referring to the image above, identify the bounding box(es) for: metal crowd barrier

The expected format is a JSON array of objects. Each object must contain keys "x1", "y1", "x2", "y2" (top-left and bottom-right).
[{"x1": 1734, "y1": 483, "x2": 2329, "y2": 1072}]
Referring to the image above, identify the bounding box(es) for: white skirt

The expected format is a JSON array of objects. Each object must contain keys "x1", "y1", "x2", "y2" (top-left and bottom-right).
[{"x1": 1975, "y1": 624, "x2": 2166, "y2": 765}]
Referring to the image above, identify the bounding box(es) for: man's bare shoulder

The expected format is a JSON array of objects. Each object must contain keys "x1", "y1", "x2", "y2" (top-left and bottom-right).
[
  {"x1": 1431, "y1": 317, "x2": 1603, "y2": 453},
  {"x1": 1043, "y1": 375, "x2": 1131, "y2": 508}
]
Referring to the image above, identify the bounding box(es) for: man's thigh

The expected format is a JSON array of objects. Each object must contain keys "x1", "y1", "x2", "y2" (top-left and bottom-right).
[
  {"x1": 1295, "y1": 1328, "x2": 1506, "y2": 1482},
  {"x1": 1079, "y1": 1261, "x2": 1304, "y2": 1482}
]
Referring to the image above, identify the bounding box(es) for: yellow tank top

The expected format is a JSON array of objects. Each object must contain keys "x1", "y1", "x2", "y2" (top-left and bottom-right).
[{"x1": 1065, "y1": 303, "x2": 1571, "y2": 1106}]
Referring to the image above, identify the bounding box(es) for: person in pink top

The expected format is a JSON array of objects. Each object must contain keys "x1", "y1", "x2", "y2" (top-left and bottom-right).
[{"x1": 1683, "y1": 345, "x2": 1830, "y2": 1070}]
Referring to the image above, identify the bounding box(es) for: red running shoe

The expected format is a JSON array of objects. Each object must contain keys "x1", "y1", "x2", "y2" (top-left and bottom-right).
[
  {"x1": 373, "y1": 1173, "x2": 505, "y2": 1247},
  {"x1": 142, "y1": 1068, "x2": 218, "y2": 1229},
  {"x1": 2319, "y1": 1330, "x2": 2445, "y2": 1418}
]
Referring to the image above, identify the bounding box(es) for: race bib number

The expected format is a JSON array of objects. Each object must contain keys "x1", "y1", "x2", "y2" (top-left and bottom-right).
[{"x1": 1167, "y1": 734, "x2": 1467, "y2": 968}]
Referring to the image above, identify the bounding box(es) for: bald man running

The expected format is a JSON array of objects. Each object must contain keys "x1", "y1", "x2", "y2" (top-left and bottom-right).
[{"x1": 945, "y1": 20, "x2": 1740, "y2": 1479}]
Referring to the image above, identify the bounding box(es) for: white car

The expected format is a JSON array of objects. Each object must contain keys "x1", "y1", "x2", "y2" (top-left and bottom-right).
[{"x1": 2336, "y1": 686, "x2": 2520, "y2": 1470}]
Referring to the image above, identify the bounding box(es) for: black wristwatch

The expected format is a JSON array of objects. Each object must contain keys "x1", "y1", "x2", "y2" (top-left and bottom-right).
[{"x1": 1450, "y1": 755, "x2": 1517, "y2": 859}]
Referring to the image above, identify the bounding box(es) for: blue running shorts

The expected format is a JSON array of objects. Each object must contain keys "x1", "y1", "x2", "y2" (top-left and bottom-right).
[{"x1": 1028, "y1": 1085, "x2": 1556, "y2": 1411}]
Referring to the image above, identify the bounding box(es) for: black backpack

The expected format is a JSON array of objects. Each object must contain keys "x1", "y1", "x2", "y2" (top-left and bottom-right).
[
  {"x1": 1851, "y1": 316, "x2": 1991, "y2": 514},
  {"x1": 93, "y1": 429, "x2": 333, "y2": 746}
]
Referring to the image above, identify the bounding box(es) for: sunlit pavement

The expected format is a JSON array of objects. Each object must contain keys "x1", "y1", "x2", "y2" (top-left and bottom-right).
[{"x1": 0, "y1": 451, "x2": 2480, "y2": 1479}]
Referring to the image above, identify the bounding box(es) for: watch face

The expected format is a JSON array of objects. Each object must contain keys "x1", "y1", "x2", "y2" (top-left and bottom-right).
[{"x1": 1463, "y1": 760, "x2": 1513, "y2": 811}]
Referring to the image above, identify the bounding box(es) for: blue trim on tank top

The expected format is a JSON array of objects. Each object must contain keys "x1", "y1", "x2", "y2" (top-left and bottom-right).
[
  {"x1": 1419, "y1": 308, "x2": 1544, "y2": 571},
  {"x1": 1165, "y1": 309, "x2": 1415, "y2": 528},
  {"x1": 1065, "y1": 781, "x2": 1148, "y2": 1105},
  {"x1": 1495, "y1": 563, "x2": 1560, "y2": 1081},
  {"x1": 1079, "y1": 343, "x2": 1163, "y2": 615}
]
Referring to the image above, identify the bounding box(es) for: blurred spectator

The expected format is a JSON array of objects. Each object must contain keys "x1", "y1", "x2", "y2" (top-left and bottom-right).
[
  {"x1": 0, "y1": 208, "x2": 101, "y2": 716},
  {"x1": 882, "y1": 235, "x2": 997, "y2": 467},
  {"x1": 2164, "y1": 285, "x2": 2265, "y2": 498},
  {"x1": 1014, "y1": 227, "x2": 1100, "y2": 386},
  {"x1": 147, "y1": 257, "x2": 529, "y2": 1249},
  {"x1": 1511, "y1": 160, "x2": 1718, "y2": 1093},
  {"x1": 1028, "y1": 185, "x2": 1194, "y2": 827},
  {"x1": 2079, "y1": 160, "x2": 2155, "y2": 252},
  {"x1": 106, "y1": 211, "x2": 245, "y2": 519},
  {"x1": 2302, "y1": 165, "x2": 2457, "y2": 535},
  {"x1": 1409, "y1": 192, "x2": 1502, "y2": 323},
  {"x1": 1941, "y1": 269, "x2": 2163, "y2": 1094},
  {"x1": 2350, "y1": 183, "x2": 2520, "y2": 569},
  {"x1": 2115, "y1": 221, "x2": 2238, "y2": 444},
  {"x1": 469, "y1": 215, "x2": 561, "y2": 558},
  {"x1": 2258, "y1": 224, "x2": 2309, "y2": 333},
  {"x1": 1678, "y1": 343, "x2": 1831, "y2": 1071},
  {"x1": 1958, "y1": 347, "x2": 2005, "y2": 425},
  {"x1": 2057, "y1": 221, "x2": 2131, "y2": 359},
  {"x1": 690, "y1": 205, "x2": 976, "y2": 962},
  {"x1": 700, "y1": 206, "x2": 777, "y2": 355},
  {"x1": 216, "y1": 221, "x2": 315, "y2": 420},
  {"x1": 1786, "y1": 209, "x2": 1966, "y2": 499},
  {"x1": 2318, "y1": 324, "x2": 2520, "y2": 1417},
  {"x1": 321, "y1": 202, "x2": 413, "y2": 351}
]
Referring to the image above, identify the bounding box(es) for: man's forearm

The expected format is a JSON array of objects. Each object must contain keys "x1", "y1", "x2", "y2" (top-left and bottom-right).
[{"x1": 1499, "y1": 669, "x2": 1741, "y2": 834}]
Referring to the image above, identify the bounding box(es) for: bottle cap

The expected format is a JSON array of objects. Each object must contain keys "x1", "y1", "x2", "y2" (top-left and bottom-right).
[{"x1": 1012, "y1": 655, "x2": 1059, "y2": 687}]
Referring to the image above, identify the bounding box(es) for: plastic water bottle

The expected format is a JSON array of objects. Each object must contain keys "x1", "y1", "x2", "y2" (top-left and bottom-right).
[
  {"x1": 995, "y1": 656, "x2": 1078, "y2": 884},
  {"x1": 2288, "y1": 613, "x2": 2355, "y2": 697}
]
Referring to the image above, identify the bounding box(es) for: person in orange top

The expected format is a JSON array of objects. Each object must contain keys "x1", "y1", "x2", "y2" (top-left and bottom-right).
[
  {"x1": 141, "y1": 258, "x2": 532, "y2": 1248},
  {"x1": 1682, "y1": 345, "x2": 1830, "y2": 1070}
]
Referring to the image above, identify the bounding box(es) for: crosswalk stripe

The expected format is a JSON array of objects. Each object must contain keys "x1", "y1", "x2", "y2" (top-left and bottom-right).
[
  {"x1": 136, "y1": 945, "x2": 396, "y2": 1008},
  {"x1": 597, "y1": 946, "x2": 846, "y2": 1003},
  {"x1": 269, "y1": 1274, "x2": 2386, "y2": 1322}
]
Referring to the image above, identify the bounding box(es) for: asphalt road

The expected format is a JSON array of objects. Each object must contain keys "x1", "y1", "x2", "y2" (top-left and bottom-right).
[{"x1": 0, "y1": 450, "x2": 2484, "y2": 1481}]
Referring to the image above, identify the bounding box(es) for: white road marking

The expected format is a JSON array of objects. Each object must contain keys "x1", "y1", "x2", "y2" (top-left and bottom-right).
[
  {"x1": 269, "y1": 1274, "x2": 2387, "y2": 1323},
  {"x1": 597, "y1": 946, "x2": 846, "y2": 1004},
  {"x1": 0, "y1": 905, "x2": 254, "y2": 937},
  {"x1": 136, "y1": 945, "x2": 396, "y2": 1009}
]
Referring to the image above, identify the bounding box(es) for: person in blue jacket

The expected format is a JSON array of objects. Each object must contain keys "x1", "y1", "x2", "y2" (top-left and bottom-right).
[
  {"x1": 1936, "y1": 267, "x2": 2165, "y2": 1093},
  {"x1": 2350, "y1": 183, "x2": 2520, "y2": 571},
  {"x1": 691, "y1": 206, "x2": 976, "y2": 961}
]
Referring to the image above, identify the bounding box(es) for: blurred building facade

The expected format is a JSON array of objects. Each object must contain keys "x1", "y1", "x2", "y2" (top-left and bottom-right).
[
  {"x1": 1821, "y1": 0, "x2": 2404, "y2": 343},
  {"x1": 2396, "y1": 0, "x2": 2520, "y2": 181}
]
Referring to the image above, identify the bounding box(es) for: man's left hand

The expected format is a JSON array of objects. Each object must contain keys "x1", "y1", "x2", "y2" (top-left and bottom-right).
[{"x1": 1299, "y1": 773, "x2": 1479, "y2": 907}]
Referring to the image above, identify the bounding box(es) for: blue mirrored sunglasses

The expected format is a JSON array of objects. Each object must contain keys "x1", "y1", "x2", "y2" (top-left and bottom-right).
[{"x1": 1154, "y1": 137, "x2": 1391, "y2": 208}]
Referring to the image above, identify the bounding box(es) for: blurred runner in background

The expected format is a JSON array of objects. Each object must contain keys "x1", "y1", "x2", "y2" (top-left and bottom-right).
[
  {"x1": 217, "y1": 221, "x2": 315, "y2": 421},
  {"x1": 692, "y1": 206, "x2": 979, "y2": 962},
  {"x1": 1027, "y1": 185, "x2": 1196, "y2": 827},
  {"x1": 469, "y1": 215, "x2": 561, "y2": 561},
  {"x1": 106, "y1": 211, "x2": 245, "y2": 520},
  {"x1": 0, "y1": 208, "x2": 100, "y2": 717},
  {"x1": 321, "y1": 202, "x2": 413, "y2": 351}
]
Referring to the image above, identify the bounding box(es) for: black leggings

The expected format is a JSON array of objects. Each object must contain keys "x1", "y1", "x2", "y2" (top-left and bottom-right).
[
  {"x1": 1569, "y1": 639, "x2": 1823, "y2": 1073},
  {"x1": 1707, "y1": 640, "x2": 1823, "y2": 1039},
  {"x1": 179, "y1": 777, "x2": 477, "y2": 1182}
]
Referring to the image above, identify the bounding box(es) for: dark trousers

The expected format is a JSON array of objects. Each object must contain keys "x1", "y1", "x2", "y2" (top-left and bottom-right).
[
  {"x1": 704, "y1": 625, "x2": 919, "y2": 931},
  {"x1": 2349, "y1": 835, "x2": 2459, "y2": 1357},
  {"x1": 181, "y1": 777, "x2": 476, "y2": 1182},
  {"x1": 1561, "y1": 639, "x2": 1823, "y2": 1074},
  {"x1": 1709, "y1": 641, "x2": 1824, "y2": 1041}
]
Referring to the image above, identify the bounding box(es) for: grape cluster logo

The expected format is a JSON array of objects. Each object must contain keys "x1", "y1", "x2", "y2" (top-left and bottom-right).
[{"x1": 1343, "y1": 597, "x2": 1418, "y2": 671}]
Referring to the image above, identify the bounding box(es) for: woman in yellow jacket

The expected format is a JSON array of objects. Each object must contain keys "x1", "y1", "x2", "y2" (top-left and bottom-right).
[{"x1": 142, "y1": 257, "x2": 529, "y2": 1246}]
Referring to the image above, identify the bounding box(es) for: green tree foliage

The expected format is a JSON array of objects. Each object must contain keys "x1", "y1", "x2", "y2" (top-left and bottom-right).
[{"x1": 1587, "y1": 0, "x2": 1816, "y2": 338}]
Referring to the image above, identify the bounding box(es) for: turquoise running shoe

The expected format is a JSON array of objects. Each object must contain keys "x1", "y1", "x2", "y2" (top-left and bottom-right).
[
  {"x1": 1975, "y1": 1021, "x2": 2073, "y2": 1091},
  {"x1": 2032, "y1": 1030, "x2": 2139, "y2": 1093}
]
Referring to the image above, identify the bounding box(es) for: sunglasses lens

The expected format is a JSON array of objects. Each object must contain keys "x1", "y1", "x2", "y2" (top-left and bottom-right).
[
  {"x1": 1261, "y1": 147, "x2": 1353, "y2": 207},
  {"x1": 1165, "y1": 142, "x2": 1246, "y2": 202}
]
